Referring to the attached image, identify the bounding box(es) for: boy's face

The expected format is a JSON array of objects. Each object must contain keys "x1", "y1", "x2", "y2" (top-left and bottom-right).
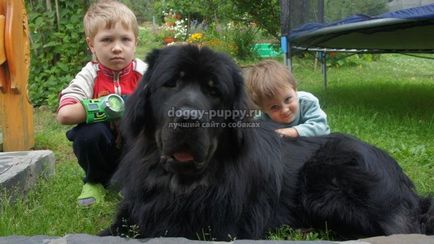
[
  {"x1": 261, "y1": 86, "x2": 299, "y2": 124},
  {"x1": 87, "y1": 22, "x2": 136, "y2": 71}
]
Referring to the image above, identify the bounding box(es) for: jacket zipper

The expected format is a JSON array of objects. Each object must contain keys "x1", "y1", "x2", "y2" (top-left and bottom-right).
[{"x1": 114, "y1": 72, "x2": 121, "y2": 95}]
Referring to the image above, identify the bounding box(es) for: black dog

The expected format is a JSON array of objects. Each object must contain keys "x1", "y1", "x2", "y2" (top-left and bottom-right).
[{"x1": 103, "y1": 45, "x2": 434, "y2": 240}]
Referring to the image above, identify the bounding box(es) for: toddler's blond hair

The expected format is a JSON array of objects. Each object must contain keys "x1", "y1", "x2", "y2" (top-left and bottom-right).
[
  {"x1": 84, "y1": 0, "x2": 139, "y2": 39},
  {"x1": 244, "y1": 59, "x2": 297, "y2": 108}
]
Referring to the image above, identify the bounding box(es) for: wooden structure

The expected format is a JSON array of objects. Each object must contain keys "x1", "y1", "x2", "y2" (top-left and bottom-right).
[{"x1": 0, "y1": 0, "x2": 34, "y2": 151}]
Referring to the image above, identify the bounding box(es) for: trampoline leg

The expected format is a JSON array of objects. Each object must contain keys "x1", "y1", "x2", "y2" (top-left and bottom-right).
[
  {"x1": 281, "y1": 36, "x2": 292, "y2": 71},
  {"x1": 321, "y1": 51, "x2": 328, "y2": 89}
]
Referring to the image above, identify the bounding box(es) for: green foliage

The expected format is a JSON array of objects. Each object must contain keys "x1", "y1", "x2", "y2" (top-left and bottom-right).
[
  {"x1": 120, "y1": 0, "x2": 154, "y2": 23},
  {"x1": 153, "y1": 0, "x2": 202, "y2": 16},
  {"x1": 152, "y1": 0, "x2": 280, "y2": 41},
  {"x1": 326, "y1": 53, "x2": 381, "y2": 68},
  {"x1": 267, "y1": 225, "x2": 333, "y2": 240},
  {"x1": 229, "y1": 24, "x2": 260, "y2": 62},
  {"x1": 232, "y1": 0, "x2": 280, "y2": 39},
  {"x1": 152, "y1": 0, "x2": 228, "y2": 22},
  {"x1": 195, "y1": 23, "x2": 259, "y2": 64},
  {"x1": 27, "y1": 1, "x2": 89, "y2": 110},
  {"x1": 324, "y1": 0, "x2": 389, "y2": 22},
  {"x1": 135, "y1": 27, "x2": 163, "y2": 59}
]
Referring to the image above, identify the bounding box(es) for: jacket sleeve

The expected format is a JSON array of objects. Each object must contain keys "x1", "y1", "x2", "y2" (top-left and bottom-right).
[
  {"x1": 293, "y1": 93, "x2": 330, "y2": 137},
  {"x1": 58, "y1": 62, "x2": 97, "y2": 106},
  {"x1": 134, "y1": 58, "x2": 148, "y2": 75}
]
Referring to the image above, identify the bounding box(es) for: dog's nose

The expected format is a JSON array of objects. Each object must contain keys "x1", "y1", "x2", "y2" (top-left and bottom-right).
[{"x1": 172, "y1": 106, "x2": 203, "y2": 123}]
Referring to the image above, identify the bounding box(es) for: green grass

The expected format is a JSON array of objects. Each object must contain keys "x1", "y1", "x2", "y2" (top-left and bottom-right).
[
  {"x1": 0, "y1": 54, "x2": 433, "y2": 240},
  {"x1": 0, "y1": 109, "x2": 120, "y2": 236},
  {"x1": 293, "y1": 54, "x2": 434, "y2": 195}
]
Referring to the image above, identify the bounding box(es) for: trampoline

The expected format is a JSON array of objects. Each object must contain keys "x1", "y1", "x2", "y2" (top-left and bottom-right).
[{"x1": 282, "y1": 3, "x2": 434, "y2": 87}]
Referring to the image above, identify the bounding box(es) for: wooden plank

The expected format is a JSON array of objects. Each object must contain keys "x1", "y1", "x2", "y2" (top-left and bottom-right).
[
  {"x1": 0, "y1": 0, "x2": 34, "y2": 151},
  {"x1": 2, "y1": 89, "x2": 34, "y2": 151}
]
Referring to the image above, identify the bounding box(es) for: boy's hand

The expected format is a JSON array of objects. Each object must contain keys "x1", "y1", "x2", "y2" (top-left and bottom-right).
[{"x1": 275, "y1": 128, "x2": 299, "y2": 138}]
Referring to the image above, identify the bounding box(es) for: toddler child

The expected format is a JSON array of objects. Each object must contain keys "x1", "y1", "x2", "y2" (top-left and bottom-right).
[{"x1": 245, "y1": 59, "x2": 329, "y2": 137}]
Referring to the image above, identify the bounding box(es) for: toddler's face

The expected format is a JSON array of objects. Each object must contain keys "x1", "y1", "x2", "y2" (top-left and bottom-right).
[
  {"x1": 261, "y1": 87, "x2": 299, "y2": 124},
  {"x1": 87, "y1": 22, "x2": 136, "y2": 71}
]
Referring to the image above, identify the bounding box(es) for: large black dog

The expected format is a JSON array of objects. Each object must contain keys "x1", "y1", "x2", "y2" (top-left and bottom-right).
[{"x1": 103, "y1": 45, "x2": 434, "y2": 240}]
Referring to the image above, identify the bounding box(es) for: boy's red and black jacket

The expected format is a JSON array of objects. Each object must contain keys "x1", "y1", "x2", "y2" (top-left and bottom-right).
[{"x1": 58, "y1": 58, "x2": 147, "y2": 111}]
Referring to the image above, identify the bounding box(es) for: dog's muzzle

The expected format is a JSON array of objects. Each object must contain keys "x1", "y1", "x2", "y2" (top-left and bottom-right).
[{"x1": 158, "y1": 106, "x2": 216, "y2": 176}]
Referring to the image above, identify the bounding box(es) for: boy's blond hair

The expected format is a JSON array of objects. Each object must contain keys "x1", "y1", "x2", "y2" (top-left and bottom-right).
[
  {"x1": 84, "y1": 0, "x2": 139, "y2": 39},
  {"x1": 244, "y1": 59, "x2": 297, "y2": 108}
]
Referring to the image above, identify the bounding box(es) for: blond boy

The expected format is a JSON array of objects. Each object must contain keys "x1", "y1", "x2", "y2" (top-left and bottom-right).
[
  {"x1": 245, "y1": 59, "x2": 329, "y2": 137},
  {"x1": 57, "y1": 0, "x2": 147, "y2": 207}
]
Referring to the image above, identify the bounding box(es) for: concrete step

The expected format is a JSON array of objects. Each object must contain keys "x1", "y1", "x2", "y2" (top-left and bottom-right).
[
  {"x1": 0, "y1": 233, "x2": 433, "y2": 244},
  {"x1": 0, "y1": 150, "x2": 55, "y2": 202}
]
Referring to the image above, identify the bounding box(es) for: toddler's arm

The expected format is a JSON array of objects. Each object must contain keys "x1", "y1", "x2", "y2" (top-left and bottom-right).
[{"x1": 291, "y1": 92, "x2": 330, "y2": 137}]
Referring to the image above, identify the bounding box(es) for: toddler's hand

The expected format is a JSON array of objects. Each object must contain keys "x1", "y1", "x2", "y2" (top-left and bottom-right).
[{"x1": 275, "y1": 128, "x2": 299, "y2": 138}]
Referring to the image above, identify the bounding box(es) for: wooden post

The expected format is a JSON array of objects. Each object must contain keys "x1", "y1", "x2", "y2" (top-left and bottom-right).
[{"x1": 0, "y1": 0, "x2": 34, "y2": 151}]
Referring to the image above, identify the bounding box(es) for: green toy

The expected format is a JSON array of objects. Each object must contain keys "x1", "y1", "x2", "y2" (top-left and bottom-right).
[{"x1": 81, "y1": 94, "x2": 125, "y2": 123}]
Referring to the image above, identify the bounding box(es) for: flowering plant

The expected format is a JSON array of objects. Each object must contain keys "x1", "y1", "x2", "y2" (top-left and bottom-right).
[
  {"x1": 162, "y1": 9, "x2": 178, "y2": 24},
  {"x1": 187, "y1": 32, "x2": 204, "y2": 44},
  {"x1": 159, "y1": 10, "x2": 187, "y2": 42},
  {"x1": 173, "y1": 19, "x2": 187, "y2": 39}
]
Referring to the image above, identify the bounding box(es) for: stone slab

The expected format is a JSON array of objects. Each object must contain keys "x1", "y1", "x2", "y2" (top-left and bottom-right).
[
  {"x1": 0, "y1": 234, "x2": 335, "y2": 244},
  {"x1": 0, "y1": 150, "x2": 55, "y2": 202},
  {"x1": 0, "y1": 234, "x2": 432, "y2": 244},
  {"x1": 360, "y1": 234, "x2": 434, "y2": 244}
]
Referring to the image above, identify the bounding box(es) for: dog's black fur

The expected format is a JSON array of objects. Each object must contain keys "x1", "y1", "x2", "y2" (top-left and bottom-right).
[{"x1": 103, "y1": 45, "x2": 434, "y2": 240}]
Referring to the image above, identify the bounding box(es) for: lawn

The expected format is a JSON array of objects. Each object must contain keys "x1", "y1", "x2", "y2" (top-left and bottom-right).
[{"x1": 0, "y1": 53, "x2": 433, "y2": 240}]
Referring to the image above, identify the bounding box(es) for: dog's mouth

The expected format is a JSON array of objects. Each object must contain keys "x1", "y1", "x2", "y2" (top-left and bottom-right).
[
  {"x1": 167, "y1": 145, "x2": 203, "y2": 163},
  {"x1": 156, "y1": 120, "x2": 219, "y2": 176},
  {"x1": 160, "y1": 147, "x2": 206, "y2": 176},
  {"x1": 171, "y1": 151, "x2": 195, "y2": 162}
]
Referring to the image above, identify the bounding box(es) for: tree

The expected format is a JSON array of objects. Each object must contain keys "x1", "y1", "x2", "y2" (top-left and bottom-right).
[
  {"x1": 232, "y1": 0, "x2": 280, "y2": 39},
  {"x1": 150, "y1": 0, "x2": 280, "y2": 39},
  {"x1": 120, "y1": 0, "x2": 154, "y2": 23}
]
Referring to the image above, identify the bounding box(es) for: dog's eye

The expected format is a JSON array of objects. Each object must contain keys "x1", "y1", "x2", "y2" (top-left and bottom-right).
[
  {"x1": 207, "y1": 80, "x2": 220, "y2": 97},
  {"x1": 163, "y1": 72, "x2": 185, "y2": 88},
  {"x1": 209, "y1": 87, "x2": 220, "y2": 97},
  {"x1": 163, "y1": 79, "x2": 177, "y2": 88}
]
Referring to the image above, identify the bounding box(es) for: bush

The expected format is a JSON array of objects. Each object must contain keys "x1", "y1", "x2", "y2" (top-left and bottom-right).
[
  {"x1": 27, "y1": 1, "x2": 89, "y2": 110},
  {"x1": 198, "y1": 22, "x2": 260, "y2": 64}
]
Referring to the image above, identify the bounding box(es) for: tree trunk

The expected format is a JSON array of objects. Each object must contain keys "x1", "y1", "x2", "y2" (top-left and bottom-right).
[
  {"x1": 54, "y1": 0, "x2": 60, "y2": 30},
  {"x1": 45, "y1": 0, "x2": 51, "y2": 11}
]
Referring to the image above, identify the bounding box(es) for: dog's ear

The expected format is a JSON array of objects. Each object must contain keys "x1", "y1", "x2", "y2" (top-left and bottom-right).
[
  {"x1": 231, "y1": 67, "x2": 250, "y2": 118},
  {"x1": 121, "y1": 49, "x2": 162, "y2": 142},
  {"x1": 144, "y1": 48, "x2": 161, "y2": 70},
  {"x1": 226, "y1": 64, "x2": 250, "y2": 147},
  {"x1": 121, "y1": 82, "x2": 151, "y2": 142}
]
